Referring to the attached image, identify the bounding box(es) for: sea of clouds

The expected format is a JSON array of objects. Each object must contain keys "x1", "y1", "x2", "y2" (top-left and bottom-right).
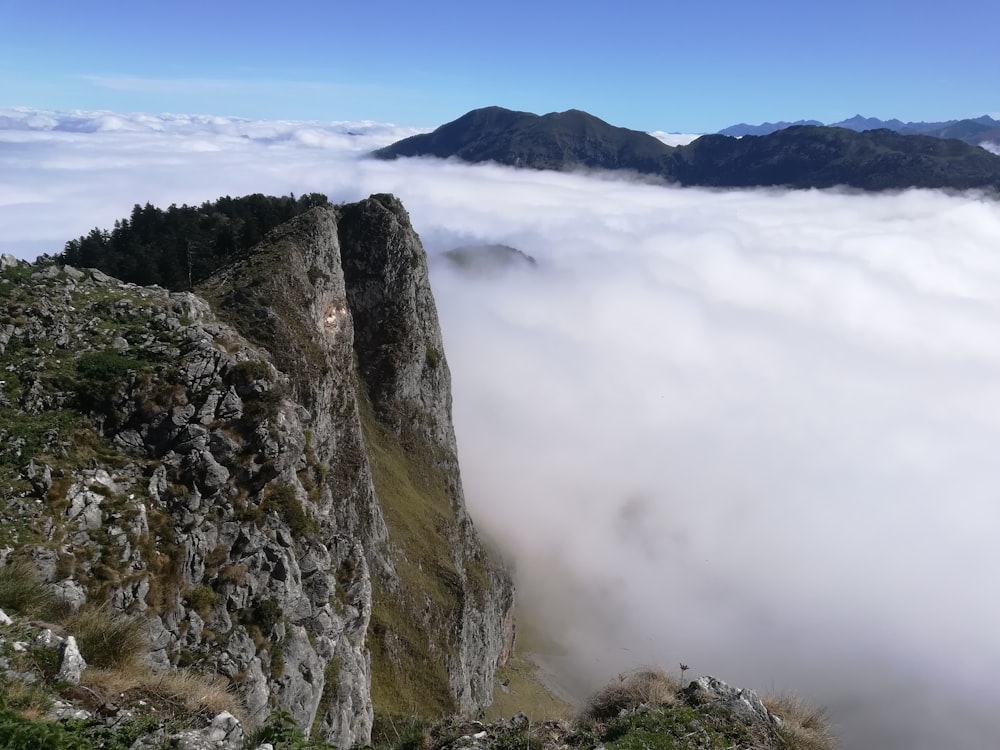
[{"x1": 3, "y1": 107, "x2": 1000, "y2": 749}]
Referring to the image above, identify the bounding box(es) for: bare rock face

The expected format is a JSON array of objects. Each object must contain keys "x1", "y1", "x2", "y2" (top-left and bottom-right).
[
  {"x1": 0, "y1": 196, "x2": 514, "y2": 744},
  {"x1": 338, "y1": 195, "x2": 515, "y2": 715},
  {"x1": 338, "y1": 195, "x2": 455, "y2": 448}
]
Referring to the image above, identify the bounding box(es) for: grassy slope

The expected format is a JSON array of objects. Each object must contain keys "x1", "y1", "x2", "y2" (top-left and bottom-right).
[{"x1": 360, "y1": 395, "x2": 464, "y2": 723}]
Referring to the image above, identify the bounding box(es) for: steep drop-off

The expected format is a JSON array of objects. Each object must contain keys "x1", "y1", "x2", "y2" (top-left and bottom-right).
[{"x1": 0, "y1": 195, "x2": 514, "y2": 745}]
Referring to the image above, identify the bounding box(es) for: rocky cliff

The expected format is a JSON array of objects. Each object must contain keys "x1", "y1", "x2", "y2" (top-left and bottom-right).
[{"x1": 0, "y1": 196, "x2": 514, "y2": 745}]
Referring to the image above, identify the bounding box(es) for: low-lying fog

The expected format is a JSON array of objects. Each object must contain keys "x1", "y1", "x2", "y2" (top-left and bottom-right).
[{"x1": 4, "y1": 108, "x2": 1000, "y2": 750}]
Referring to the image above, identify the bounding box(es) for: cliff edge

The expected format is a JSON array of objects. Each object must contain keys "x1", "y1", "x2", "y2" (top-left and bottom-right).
[{"x1": 0, "y1": 196, "x2": 515, "y2": 745}]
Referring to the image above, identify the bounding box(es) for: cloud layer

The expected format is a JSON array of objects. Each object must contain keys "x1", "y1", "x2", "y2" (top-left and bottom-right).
[{"x1": 4, "y1": 108, "x2": 1000, "y2": 750}]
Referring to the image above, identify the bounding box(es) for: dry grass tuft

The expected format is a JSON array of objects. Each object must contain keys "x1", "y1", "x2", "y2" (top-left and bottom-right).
[
  {"x1": 763, "y1": 693, "x2": 838, "y2": 750},
  {"x1": 584, "y1": 668, "x2": 680, "y2": 720},
  {"x1": 64, "y1": 605, "x2": 146, "y2": 669},
  {"x1": 0, "y1": 560, "x2": 58, "y2": 617},
  {"x1": 83, "y1": 666, "x2": 245, "y2": 725}
]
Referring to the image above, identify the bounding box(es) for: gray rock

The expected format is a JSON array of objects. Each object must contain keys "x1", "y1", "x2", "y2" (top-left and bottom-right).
[
  {"x1": 65, "y1": 484, "x2": 104, "y2": 530},
  {"x1": 0, "y1": 253, "x2": 26, "y2": 270},
  {"x1": 25, "y1": 460, "x2": 53, "y2": 494},
  {"x1": 35, "y1": 628, "x2": 62, "y2": 648},
  {"x1": 56, "y1": 636, "x2": 87, "y2": 684},
  {"x1": 51, "y1": 579, "x2": 87, "y2": 612},
  {"x1": 216, "y1": 388, "x2": 243, "y2": 420},
  {"x1": 48, "y1": 699, "x2": 92, "y2": 721},
  {"x1": 683, "y1": 675, "x2": 781, "y2": 731},
  {"x1": 33, "y1": 265, "x2": 62, "y2": 280},
  {"x1": 211, "y1": 711, "x2": 244, "y2": 738}
]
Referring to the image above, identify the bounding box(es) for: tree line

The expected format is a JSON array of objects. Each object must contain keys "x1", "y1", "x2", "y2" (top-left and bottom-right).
[{"x1": 59, "y1": 193, "x2": 329, "y2": 290}]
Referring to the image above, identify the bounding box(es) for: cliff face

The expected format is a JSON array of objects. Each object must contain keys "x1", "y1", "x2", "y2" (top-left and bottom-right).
[
  {"x1": 0, "y1": 196, "x2": 514, "y2": 744},
  {"x1": 336, "y1": 197, "x2": 515, "y2": 716}
]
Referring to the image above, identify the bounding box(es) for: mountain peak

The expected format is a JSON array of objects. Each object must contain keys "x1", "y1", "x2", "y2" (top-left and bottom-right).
[{"x1": 375, "y1": 105, "x2": 674, "y2": 174}]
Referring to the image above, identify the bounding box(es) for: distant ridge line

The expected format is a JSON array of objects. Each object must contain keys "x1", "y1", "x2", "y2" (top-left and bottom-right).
[{"x1": 373, "y1": 106, "x2": 1000, "y2": 192}]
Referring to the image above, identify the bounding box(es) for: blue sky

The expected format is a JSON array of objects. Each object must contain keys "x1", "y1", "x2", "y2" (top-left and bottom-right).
[{"x1": 2, "y1": 0, "x2": 998, "y2": 133}]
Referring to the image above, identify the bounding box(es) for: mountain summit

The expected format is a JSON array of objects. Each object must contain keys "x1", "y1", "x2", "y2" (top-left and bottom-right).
[{"x1": 374, "y1": 106, "x2": 674, "y2": 175}]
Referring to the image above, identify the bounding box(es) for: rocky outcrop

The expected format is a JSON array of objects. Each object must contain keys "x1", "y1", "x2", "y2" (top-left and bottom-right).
[
  {"x1": 0, "y1": 195, "x2": 514, "y2": 744},
  {"x1": 683, "y1": 676, "x2": 783, "y2": 733}
]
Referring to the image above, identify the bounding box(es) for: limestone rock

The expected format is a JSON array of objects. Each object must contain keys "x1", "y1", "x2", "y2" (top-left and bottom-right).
[
  {"x1": 56, "y1": 636, "x2": 87, "y2": 684},
  {"x1": 683, "y1": 675, "x2": 782, "y2": 731},
  {"x1": 51, "y1": 579, "x2": 87, "y2": 611},
  {"x1": 0, "y1": 253, "x2": 25, "y2": 270}
]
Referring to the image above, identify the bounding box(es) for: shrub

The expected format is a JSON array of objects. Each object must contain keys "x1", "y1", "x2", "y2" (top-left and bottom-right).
[
  {"x1": 75, "y1": 351, "x2": 137, "y2": 383},
  {"x1": 184, "y1": 586, "x2": 219, "y2": 617},
  {"x1": 74, "y1": 350, "x2": 141, "y2": 413},
  {"x1": 232, "y1": 360, "x2": 270, "y2": 384},
  {"x1": 246, "y1": 598, "x2": 283, "y2": 635},
  {"x1": 262, "y1": 482, "x2": 316, "y2": 537},
  {"x1": 585, "y1": 669, "x2": 679, "y2": 720},
  {"x1": 66, "y1": 713, "x2": 162, "y2": 750}
]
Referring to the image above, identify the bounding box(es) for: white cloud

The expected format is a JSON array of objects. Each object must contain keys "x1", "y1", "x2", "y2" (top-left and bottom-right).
[
  {"x1": 648, "y1": 130, "x2": 701, "y2": 146},
  {"x1": 4, "y1": 108, "x2": 1000, "y2": 750},
  {"x1": 0, "y1": 108, "x2": 426, "y2": 258}
]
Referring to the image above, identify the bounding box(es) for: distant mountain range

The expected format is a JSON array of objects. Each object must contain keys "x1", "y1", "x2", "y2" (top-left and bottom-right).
[
  {"x1": 719, "y1": 114, "x2": 1000, "y2": 148},
  {"x1": 373, "y1": 107, "x2": 1000, "y2": 192}
]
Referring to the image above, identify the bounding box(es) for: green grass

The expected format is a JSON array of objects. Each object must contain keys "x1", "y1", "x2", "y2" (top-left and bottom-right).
[
  {"x1": 310, "y1": 656, "x2": 342, "y2": 737},
  {"x1": 484, "y1": 654, "x2": 571, "y2": 723},
  {"x1": 360, "y1": 396, "x2": 463, "y2": 724},
  {"x1": 243, "y1": 709, "x2": 338, "y2": 750},
  {"x1": 0, "y1": 704, "x2": 92, "y2": 750},
  {"x1": 599, "y1": 705, "x2": 745, "y2": 750}
]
